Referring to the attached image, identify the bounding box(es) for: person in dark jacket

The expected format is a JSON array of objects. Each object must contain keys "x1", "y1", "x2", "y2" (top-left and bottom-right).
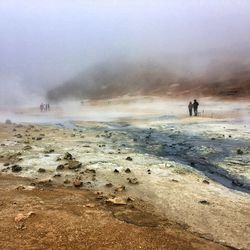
[
  {"x1": 193, "y1": 99, "x2": 199, "y2": 116},
  {"x1": 188, "y1": 101, "x2": 193, "y2": 116}
]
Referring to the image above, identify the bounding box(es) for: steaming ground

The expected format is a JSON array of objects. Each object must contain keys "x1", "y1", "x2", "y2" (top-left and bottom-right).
[{"x1": 0, "y1": 96, "x2": 250, "y2": 249}]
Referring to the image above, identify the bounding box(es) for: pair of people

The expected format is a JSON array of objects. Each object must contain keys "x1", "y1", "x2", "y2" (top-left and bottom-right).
[
  {"x1": 188, "y1": 99, "x2": 199, "y2": 116},
  {"x1": 40, "y1": 103, "x2": 50, "y2": 112}
]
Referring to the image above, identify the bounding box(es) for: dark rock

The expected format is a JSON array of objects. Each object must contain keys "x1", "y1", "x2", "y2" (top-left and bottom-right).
[
  {"x1": 64, "y1": 179, "x2": 70, "y2": 184},
  {"x1": 16, "y1": 134, "x2": 22, "y2": 138},
  {"x1": 53, "y1": 173, "x2": 61, "y2": 178},
  {"x1": 199, "y1": 200, "x2": 210, "y2": 205},
  {"x1": 56, "y1": 164, "x2": 65, "y2": 171},
  {"x1": 36, "y1": 137, "x2": 42, "y2": 141},
  {"x1": 44, "y1": 149, "x2": 54, "y2": 154},
  {"x1": 64, "y1": 152, "x2": 73, "y2": 160},
  {"x1": 38, "y1": 168, "x2": 46, "y2": 173},
  {"x1": 126, "y1": 156, "x2": 133, "y2": 161},
  {"x1": 105, "y1": 183, "x2": 113, "y2": 187},
  {"x1": 114, "y1": 169, "x2": 119, "y2": 173},
  {"x1": 125, "y1": 168, "x2": 131, "y2": 173},
  {"x1": 3, "y1": 163, "x2": 10, "y2": 166},
  {"x1": 68, "y1": 160, "x2": 82, "y2": 169},
  {"x1": 203, "y1": 180, "x2": 210, "y2": 184},
  {"x1": 237, "y1": 149, "x2": 243, "y2": 155},
  {"x1": 147, "y1": 169, "x2": 151, "y2": 174},
  {"x1": 23, "y1": 145, "x2": 32, "y2": 150},
  {"x1": 11, "y1": 165, "x2": 22, "y2": 172},
  {"x1": 171, "y1": 179, "x2": 178, "y2": 182}
]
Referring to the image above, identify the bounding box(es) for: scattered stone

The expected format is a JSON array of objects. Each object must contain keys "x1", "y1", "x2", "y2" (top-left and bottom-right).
[
  {"x1": 44, "y1": 149, "x2": 54, "y2": 154},
  {"x1": 64, "y1": 179, "x2": 70, "y2": 184},
  {"x1": 84, "y1": 203, "x2": 95, "y2": 208},
  {"x1": 126, "y1": 156, "x2": 133, "y2": 161},
  {"x1": 56, "y1": 157, "x2": 62, "y2": 161},
  {"x1": 11, "y1": 165, "x2": 22, "y2": 172},
  {"x1": 203, "y1": 180, "x2": 210, "y2": 184},
  {"x1": 3, "y1": 163, "x2": 10, "y2": 166},
  {"x1": 237, "y1": 149, "x2": 243, "y2": 155},
  {"x1": 171, "y1": 179, "x2": 179, "y2": 182},
  {"x1": 127, "y1": 197, "x2": 135, "y2": 202},
  {"x1": 114, "y1": 169, "x2": 119, "y2": 173},
  {"x1": 127, "y1": 177, "x2": 139, "y2": 185},
  {"x1": 38, "y1": 168, "x2": 46, "y2": 173},
  {"x1": 1, "y1": 144, "x2": 5, "y2": 146},
  {"x1": 125, "y1": 168, "x2": 131, "y2": 173},
  {"x1": 199, "y1": 200, "x2": 210, "y2": 205},
  {"x1": 68, "y1": 160, "x2": 82, "y2": 170},
  {"x1": 23, "y1": 145, "x2": 32, "y2": 150},
  {"x1": 5, "y1": 119, "x2": 12, "y2": 124},
  {"x1": 73, "y1": 179, "x2": 83, "y2": 187},
  {"x1": 36, "y1": 137, "x2": 42, "y2": 141},
  {"x1": 14, "y1": 211, "x2": 35, "y2": 223},
  {"x1": 147, "y1": 169, "x2": 151, "y2": 174},
  {"x1": 16, "y1": 134, "x2": 22, "y2": 138},
  {"x1": 105, "y1": 183, "x2": 113, "y2": 187},
  {"x1": 37, "y1": 178, "x2": 52, "y2": 186},
  {"x1": 56, "y1": 164, "x2": 65, "y2": 171},
  {"x1": 106, "y1": 197, "x2": 127, "y2": 205},
  {"x1": 64, "y1": 152, "x2": 73, "y2": 160},
  {"x1": 115, "y1": 185, "x2": 126, "y2": 192},
  {"x1": 53, "y1": 173, "x2": 61, "y2": 178}
]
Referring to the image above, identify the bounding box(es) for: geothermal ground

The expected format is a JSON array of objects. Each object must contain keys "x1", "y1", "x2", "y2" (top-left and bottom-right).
[{"x1": 0, "y1": 97, "x2": 250, "y2": 250}]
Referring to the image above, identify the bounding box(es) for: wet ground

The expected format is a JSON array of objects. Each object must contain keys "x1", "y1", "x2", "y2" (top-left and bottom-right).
[{"x1": 0, "y1": 98, "x2": 250, "y2": 249}]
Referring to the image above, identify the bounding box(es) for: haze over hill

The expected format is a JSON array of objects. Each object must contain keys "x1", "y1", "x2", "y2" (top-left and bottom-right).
[{"x1": 47, "y1": 56, "x2": 250, "y2": 102}]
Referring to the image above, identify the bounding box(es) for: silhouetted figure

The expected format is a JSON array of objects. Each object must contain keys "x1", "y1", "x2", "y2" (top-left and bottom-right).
[
  {"x1": 47, "y1": 103, "x2": 50, "y2": 111},
  {"x1": 40, "y1": 103, "x2": 44, "y2": 112},
  {"x1": 188, "y1": 101, "x2": 193, "y2": 116},
  {"x1": 193, "y1": 99, "x2": 199, "y2": 116}
]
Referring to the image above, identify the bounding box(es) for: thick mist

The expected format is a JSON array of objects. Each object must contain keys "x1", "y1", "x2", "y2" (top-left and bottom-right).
[{"x1": 1, "y1": 1, "x2": 250, "y2": 106}]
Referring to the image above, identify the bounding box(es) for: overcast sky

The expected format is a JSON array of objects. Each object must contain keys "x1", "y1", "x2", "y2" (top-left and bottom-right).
[{"x1": 0, "y1": 0, "x2": 250, "y2": 105}]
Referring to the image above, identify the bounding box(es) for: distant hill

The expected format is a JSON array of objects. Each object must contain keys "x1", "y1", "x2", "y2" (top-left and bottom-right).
[{"x1": 47, "y1": 60, "x2": 250, "y2": 101}]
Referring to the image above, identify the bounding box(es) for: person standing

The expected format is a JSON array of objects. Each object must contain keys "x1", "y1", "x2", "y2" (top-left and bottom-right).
[
  {"x1": 188, "y1": 101, "x2": 193, "y2": 116},
  {"x1": 193, "y1": 99, "x2": 199, "y2": 116}
]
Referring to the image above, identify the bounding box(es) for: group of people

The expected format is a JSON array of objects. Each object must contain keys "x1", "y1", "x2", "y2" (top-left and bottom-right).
[
  {"x1": 40, "y1": 103, "x2": 50, "y2": 112},
  {"x1": 188, "y1": 99, "x2": 199, "y2": 116}
]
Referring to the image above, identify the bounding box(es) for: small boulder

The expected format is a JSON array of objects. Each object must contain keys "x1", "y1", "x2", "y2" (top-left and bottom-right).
[
  {"x1": 126, "y1": 156, "x2": 133, "y2": 161},
  {"x1": 114, "y1": 169, "x2": 119, "y2": 173},
  {"x1": 125, "y1": 168, "x2": 131, "y2": 173},
  {"x1": 202, "y1": 180, "x2": 210, "y2": 184},
  {"x1": 64, "y1": 152, "x2": 73, "y2": 160},
  {"x1": 56, "y1": 164, "x2": 65, "y2": 171},
  {"x1": 68, "y1": 160, "x2": 82, "y2": 169},
  {"x1": 38, "y1": 168, "x2": 46, "y2": 173},
  {"x1": 73, "y1": 179, "x2": 83, "y2": 187},
  {"x1": 23, "y1": 145, "x2": 32, "y2": 150},
  {"x1": 11, "y1": 165, "x2": 22, "y2": 172},
  {"x1": 237, "y1": 149, "x2": 243, "y2": 155},
  {"x1": 199, "y1": 200, "x2": 210, "y2": 205}
]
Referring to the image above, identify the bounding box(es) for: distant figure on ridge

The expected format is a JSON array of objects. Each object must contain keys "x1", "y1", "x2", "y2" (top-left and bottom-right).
[
  {"x1": 188, "y1": 101, "x2": 193, "y2": 116},
  {"x1": 193, "y1": 99, "x2": 199, "y2": 116}
]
